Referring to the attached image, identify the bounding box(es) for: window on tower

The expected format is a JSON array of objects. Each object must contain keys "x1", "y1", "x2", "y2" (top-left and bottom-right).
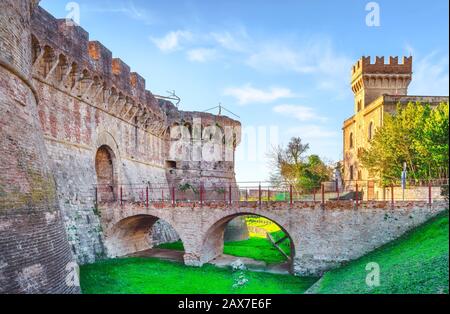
[{"x1": 368, "y1": 121, "x2": 374, "y2": 141}]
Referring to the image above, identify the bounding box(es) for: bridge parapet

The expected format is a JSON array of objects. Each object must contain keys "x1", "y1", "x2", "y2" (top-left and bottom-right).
[
  {"x1": 94, "y1": 178, "x2": 448, "y2": 211},
  {"x1": 98, "y1": 199, "x2": 447, "y2": 276},
  {"x1": 94, "y1": 179, "x2": 448, "y2": 275}
]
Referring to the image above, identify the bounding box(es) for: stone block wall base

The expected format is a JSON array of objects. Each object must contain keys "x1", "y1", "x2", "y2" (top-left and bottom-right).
[{"x1": 293, "y1": 256, "x2": 344, "y2": 277}]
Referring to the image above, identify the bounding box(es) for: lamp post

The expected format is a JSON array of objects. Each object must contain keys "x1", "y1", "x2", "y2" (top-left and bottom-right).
[{"x1": 401, "y1": 162, "x2": 407, "y2": 201}]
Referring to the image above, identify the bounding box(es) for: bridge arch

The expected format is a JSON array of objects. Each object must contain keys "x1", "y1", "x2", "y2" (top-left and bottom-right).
[
  {"x1": 104, "y1": 214, "x2": 185, "y2": 258},
  {"x1": 200, "y1": 212, "x2": 296, "y2": 271}
]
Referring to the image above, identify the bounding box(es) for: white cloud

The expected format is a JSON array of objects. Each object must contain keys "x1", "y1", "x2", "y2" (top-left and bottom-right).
[
  {"x1": 150, "y1": 30, "x2": 193, "y2": 53},
  {"x1": 273, "y1": 105, "x2": 327, "y2": 122},
  {"x1": 150, "y1": 28, "x2": 248, "y2": 60},
  {"x1": 246, "y1": 38, "x2": 353, "y2": 96},
  {"x1": 210, "y1": 31, "x2": 248, "y2": 52},
  {"x1": 286, "y1": 125, "x2": 339, "y2": 139},
  {"x1": 85, "y1": 2, "x2": 158, "y2": 25},
  {"x1": 187, "y1": 48, "x2": 218, "y2": 62},
  {"x1": 224, "y1": 85, "x2": 295, "y2": 105},
  {"x1": 248, "y1": 45, "x2": 312, "y2": 73},
  {"x1": 149, "y1": 28, "x2": 353, "y2": 98},
  {"x1": 406, "y1": 48, "x2": 449, "y2": 96}
]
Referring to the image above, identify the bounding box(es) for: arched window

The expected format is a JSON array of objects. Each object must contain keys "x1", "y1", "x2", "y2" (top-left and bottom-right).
[
  {"x1": 368, "y1": 121, "x2": 374, "y2": 141},
  {"x1": 357, "y1": 100, "x2": 362, "y2": 112},
  {"x1": 349, "y1": 132, "x2": 354, "y2": 149},
  {"x1": 349, "y1": 165, "x2": 354, "y2": 181},
  {"x1": 95, "y1": 145, "x2": 116, "y2": 202}
]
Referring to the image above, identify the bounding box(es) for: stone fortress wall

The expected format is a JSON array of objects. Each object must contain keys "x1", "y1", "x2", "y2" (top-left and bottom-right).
[
  {"x1": 2, "y1": 1, "x2": 243, "y2": 275},
  {"x1": 0, "y1": 0, "x2": 80, "y2": 293},
  {"x1": 3, "y1": 1, "x2": 446, "y2": 294}
]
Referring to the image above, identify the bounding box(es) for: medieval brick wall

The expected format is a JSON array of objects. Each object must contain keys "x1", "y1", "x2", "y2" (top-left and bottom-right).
[
  {"x1": 0, "y1": 0, "x2": 79, "y2": 293},
  {"x1": 26, "y1": 6, "x2": 242, "y2": 264},
  {"x1": 151, "y1": 220, "x2": 180, "y2": 246}
]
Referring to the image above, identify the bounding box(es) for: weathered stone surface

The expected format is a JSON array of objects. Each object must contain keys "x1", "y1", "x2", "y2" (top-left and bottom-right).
[
  {"x1": 223, "y1": 216, "x2": 249, "y2": 242},
  {"x1": 99, "y1": 200, "x2": 447, "y2": 276},
  {"x1": 151, "y1": 220, "x2": 180, "y2": 246},
  {"x1": 1, "y1": 1, "x2": 242, "y2": 293},
  {"x1": 26, "y1": 5, "x2": 242, "y2": 264},
  {"x1": 0, "y1": 0, "x2": 79, "y2": 294},
  {"x1": 1, "y1": 1, "x2": 448, "y2": 295}
]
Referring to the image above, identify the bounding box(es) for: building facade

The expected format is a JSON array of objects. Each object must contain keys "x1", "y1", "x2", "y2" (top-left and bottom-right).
[
  {"x1": 342, "y1": 56, "x2": 449, "y2": 195},
  {"x1": 0, "y1": 1, "x2": 244, "y2": 293}
]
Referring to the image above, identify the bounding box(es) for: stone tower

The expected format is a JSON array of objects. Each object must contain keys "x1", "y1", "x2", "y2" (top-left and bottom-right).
[
  {"x1": 0, "y1": 0, "x2": 79, "y2": 293},
  {"x1": 351, "y1": 56, "x2": 412, "y2": 113}
]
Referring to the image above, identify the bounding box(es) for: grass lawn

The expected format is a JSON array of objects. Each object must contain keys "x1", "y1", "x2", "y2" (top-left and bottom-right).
[
  {"x1": 80, "y1": 257, "x2": 317, "y2": 294},
  {"x1": 80, "y1": 212, "x2": 448, "y2": 294},
  {"x1": 311, "y1": 211, "x2": 449, "y2": 294},
  {"x1": 222, "y1": 235, "x2": 287, "y2": 264},
  {"x1": 157, "y1": 236, "x2": 288, "y2": 265},
  {"x1": 157, "y1": 216, "x2": 291, "y2": 264}
]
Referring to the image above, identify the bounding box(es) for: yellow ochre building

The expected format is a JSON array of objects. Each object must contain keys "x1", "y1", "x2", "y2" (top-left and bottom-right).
[{"x1": 342, "y1": 56, "x2": 448, "y2": 198}]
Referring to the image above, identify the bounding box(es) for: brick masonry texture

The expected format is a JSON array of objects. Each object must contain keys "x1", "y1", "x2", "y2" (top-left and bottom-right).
[
  {"x1": 27, "y1": 3, "x2": 242, "y2": 267},
  {"x1": 1, "y1": 1, "x2": 448, "y2": 294},
  {"x1": 99, "y1": 201, "x2": 446, "y2": 276},
  {"x1": 0, "y1": 0, "x2": 79, "y2": 294}
]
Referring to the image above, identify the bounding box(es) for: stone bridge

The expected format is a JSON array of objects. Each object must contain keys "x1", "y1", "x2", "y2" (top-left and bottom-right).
[
  {"x1": 1, "y1": 0, "x2": 448, "y2": 294},
  {"x1": 99, "y1": 199, "x2": 446, "y2": 276}
]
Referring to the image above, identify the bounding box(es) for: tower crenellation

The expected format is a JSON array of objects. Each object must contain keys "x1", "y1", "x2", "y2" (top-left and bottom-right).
[
  {"x1": 2, "y1": 1, "x2": 243, "y2": 293},
  {"x1": 31, "y1": 6, "x2": 168, "y2": 127},
  {"x1": 351, "y1": 56, "x2": 413, "y2": 113}
]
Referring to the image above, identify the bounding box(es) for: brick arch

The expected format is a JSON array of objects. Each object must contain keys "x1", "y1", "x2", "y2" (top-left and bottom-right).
[
  {"x1": 95, "y1": 145, "x2": 117, "y2": 202},
  {"x1": 103, "y1": 213, "x2": 185, "y2": 258},
  {"x1": 203, "y1": 123, "x2": 224, "y2": 142},
  {"x1": 202, "y1": 124, "x2": 225, "y2": 162},
  {"x1": 199, "y1": 211, "x2": 296, "y2": 269},
  {"x1": 95, "y1": 129, "x2": 121, "y2": 168},
  {"x1": 94, "y1": 130, "x2": 122, "y2": 205}
]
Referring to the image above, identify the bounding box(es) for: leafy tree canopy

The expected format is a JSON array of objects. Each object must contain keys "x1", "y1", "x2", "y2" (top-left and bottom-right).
[
  {"x1": 360, "y1": 102, "x2": 449, "y2": 185},
  {"x1": 269, "y1": 137, "x2": 332, "y2": 192}
]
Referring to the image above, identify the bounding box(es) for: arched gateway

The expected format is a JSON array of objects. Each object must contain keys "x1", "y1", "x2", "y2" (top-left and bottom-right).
[{"x1": 95, "y1": 145, "x2": 117, "y2": 202}]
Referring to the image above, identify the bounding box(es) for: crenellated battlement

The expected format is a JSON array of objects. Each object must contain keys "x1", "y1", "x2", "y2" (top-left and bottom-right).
[
  {"x1": 30, "y1": 6, "x2": 169, "y2": 135},
  {"x1": 88, "y1": 41, "x2": 113, "y2": 77},
  {"x1": 1, "y1": 1, "x2": 242, "y2": 293},
  {"x1": 351, "y1": 55, "x2": 412, "y2": 82},
  {"x1": 350, "y1": 56, "x2": 413, "y2": 111},
  {"x1": 30, "y1": 6, "x2": 240, "y2": 139}
]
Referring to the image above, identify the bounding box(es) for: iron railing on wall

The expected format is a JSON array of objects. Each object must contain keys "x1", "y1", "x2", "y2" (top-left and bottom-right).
[{"x1": 93, "y1": 179, "x2": 449, "y2": 209}]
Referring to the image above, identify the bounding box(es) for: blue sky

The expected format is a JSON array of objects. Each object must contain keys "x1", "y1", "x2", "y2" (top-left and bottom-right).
[{"x1": 41, "y1": 0, "x2": 449, "y2": 182}]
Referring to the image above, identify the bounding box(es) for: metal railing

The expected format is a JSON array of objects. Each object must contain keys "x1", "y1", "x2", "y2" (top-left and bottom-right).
[{"x1": 93, "y1": 179, "x2": 449, "y2": 209}]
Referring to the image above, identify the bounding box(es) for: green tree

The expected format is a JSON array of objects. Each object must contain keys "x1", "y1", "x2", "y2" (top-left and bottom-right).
[
  {"x1": 269, "y1": 137, "x2": 332, "y2": 192},
  {"x1": 360, "y1": 102, "x2": 449, "y2": 185},
  {"x1": 298, "y1": 155, "x2": 331, "y2": 192}
]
